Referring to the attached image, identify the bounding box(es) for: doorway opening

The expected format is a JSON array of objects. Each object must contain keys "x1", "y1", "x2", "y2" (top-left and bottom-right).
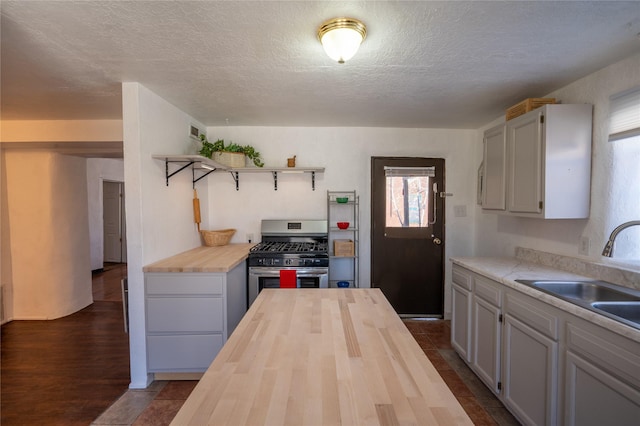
[{"x1": 103, "y1": 180, "x2": 127, "y2": 265}]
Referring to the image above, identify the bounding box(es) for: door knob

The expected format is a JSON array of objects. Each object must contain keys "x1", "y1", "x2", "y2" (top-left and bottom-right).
[{"x1": 433, "y1": 237, "x2": 442, "y2": 245}]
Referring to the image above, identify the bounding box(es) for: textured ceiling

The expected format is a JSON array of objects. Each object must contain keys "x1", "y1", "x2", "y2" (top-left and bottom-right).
[{"x1": 2, "y1": 1, "x2": 640, "y2": 129}]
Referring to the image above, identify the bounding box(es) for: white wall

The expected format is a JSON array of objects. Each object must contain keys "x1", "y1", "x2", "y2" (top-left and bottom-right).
[
  {"x1": 1, "y1": 150, "x2": 93, "y2": 320},
  {"x1": 204, "y1": 126, "x2": 478, "y2": 318},
  {"x1": 124, "y1": 53, "x2": 639, "y2": 388},
  {"x1": 474, "y1": 53, "x2": 640, "y2": 266},
  {"x1": 1, "y1": 149, "x2": 9, "y2": 322},
  {"x1": 1, "y1": 120, "x2": 122, "y2": 142},
  {"x1": 0, "y1": 119, "x2": 125, "y2": 323},
  {"x1": 122, "y1": 87, "x2": 477, "y2": 386},
  {"x1": 122, "y1": 82, "x2": 207, "y2": 388},
  {"x1": 87, "y1": 158, "x2": 125, "y2": 270}
]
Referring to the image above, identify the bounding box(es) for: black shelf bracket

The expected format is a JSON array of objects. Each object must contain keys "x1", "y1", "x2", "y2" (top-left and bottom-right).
[
  {"x1": 227, "y1": 170, "x2": 314, "y2": 191},
  {"x1": 229, "y1": 171, "x2": 240, "y2": 191},
  {"x1": 163, "y1": 160, "x2": 194, "y2": 186},
  {"x1": 159, "y1": 158, "x2": 218, "y2": 187},
  {"x1": 192, "y1": 167, "x2": 215, "y2": 188}
]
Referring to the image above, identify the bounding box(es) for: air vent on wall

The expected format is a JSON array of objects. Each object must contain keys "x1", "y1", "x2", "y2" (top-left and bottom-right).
[{"x1": 190, "y1": 124, "x2": 201, "y2": 140}]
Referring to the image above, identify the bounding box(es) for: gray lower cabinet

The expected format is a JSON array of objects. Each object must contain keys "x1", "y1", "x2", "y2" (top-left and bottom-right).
[
  {"x1": 144, "y1": 262, "x2": 246, "y2": 373},
  {"x1": 451, "y1": 264, "x2": 640, "y2": 426},
  {"x1": 471, "y1": 276, "x2": 502, "y2": 394},
  {"x1": 564, "y1": 320, "x2": 640, "y2": 425},
  {"x1": 503, "y1": 292, "x2": 559, "y2": 425},
  {"x1": 451, "y1": 268, "x2": 473, "y2": 362},
  {"x1": 451, "y1": 266, "x2": 502, "y2": 392}
]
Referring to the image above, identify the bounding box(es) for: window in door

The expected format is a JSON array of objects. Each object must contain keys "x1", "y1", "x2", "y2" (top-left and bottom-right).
[{"x1": 384, "y1": 166, "x2": 435, "y2": 228}]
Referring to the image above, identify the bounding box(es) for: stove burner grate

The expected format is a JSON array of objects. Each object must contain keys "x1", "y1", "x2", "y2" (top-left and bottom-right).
[{"x1": 250, "y1": 241, "x2": 327, "y2": 254}]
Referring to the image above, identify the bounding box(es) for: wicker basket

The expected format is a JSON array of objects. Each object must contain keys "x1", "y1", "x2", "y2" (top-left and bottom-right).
[
  {"x1": 212, "y1": 152, "x2": 246, "y2": 168},
  {"x1": 506, "y1": 98, "x2": 556, "y2": 121},
  {"x1": 200, "y1": 229, "x2": 236, "y2": 246}
]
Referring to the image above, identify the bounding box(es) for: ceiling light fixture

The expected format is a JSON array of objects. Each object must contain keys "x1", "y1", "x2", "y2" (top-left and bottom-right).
[{"x1": 317, "y1": 17, "x2": 367, "y2": 64}]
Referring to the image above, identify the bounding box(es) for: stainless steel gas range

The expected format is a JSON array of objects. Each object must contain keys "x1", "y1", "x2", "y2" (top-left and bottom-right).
[{"x1": 247, "y1": 219, "x2": 329, "y2": 306}]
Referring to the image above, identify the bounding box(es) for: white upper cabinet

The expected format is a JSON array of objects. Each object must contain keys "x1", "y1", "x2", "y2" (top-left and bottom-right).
[
  {"x1": 482, "y1": 124, "x2": 507, "y2": 210},
  {"x1": 507, "y1": 112, "x2": 544, "y2": 214},
  {"x1": 483, "y1": 104, "x2": 593, "y2": 219}
]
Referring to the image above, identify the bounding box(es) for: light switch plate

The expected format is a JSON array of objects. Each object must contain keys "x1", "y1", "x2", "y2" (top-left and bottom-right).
[{"x1": 453, "y1": 205, "x2": 467, "y2": 218}]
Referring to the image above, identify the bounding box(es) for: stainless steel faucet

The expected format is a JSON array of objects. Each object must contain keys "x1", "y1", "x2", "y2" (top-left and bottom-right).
[{"x1": 602, "y1": 220, "x2": 640, "y2": 257}]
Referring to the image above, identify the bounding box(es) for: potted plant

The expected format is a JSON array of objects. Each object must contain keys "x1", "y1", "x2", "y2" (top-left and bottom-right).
[{"x1": 199, "y1": 135, "x2": 264, "y2": 167}]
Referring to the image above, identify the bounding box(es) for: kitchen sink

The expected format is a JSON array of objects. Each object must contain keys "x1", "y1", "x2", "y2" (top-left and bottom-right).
[
  {"x1": 591, "y1": 301, "x2": 640, "y2": 326},
  {"x1": 517, "y1": 280, "x2": 640, "y2": 303},
  {"x1": 515, "y1": 279, "x2": 640, "y2": 330}
]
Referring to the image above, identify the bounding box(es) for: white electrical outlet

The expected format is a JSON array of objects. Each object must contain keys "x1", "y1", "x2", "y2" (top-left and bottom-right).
[
  {"x1": 247, "y1": 233, "x2": 254, "y2": 243},
  {"x1": 579, "y1": 236, "x2": 590, "y2": 255}
]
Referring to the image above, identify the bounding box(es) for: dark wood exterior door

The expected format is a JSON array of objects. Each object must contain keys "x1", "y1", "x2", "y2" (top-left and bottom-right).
[{"x1": 371, "y1": 157, "x2": 445, "y2": 316}]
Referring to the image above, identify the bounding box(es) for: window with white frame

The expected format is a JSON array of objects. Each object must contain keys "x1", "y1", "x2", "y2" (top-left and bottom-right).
[
  {"x1": 608, "y1": 85, "x2": 640, "y2": 260},
  {"x1": 609, "y1": 86, "x2": 640, "y2": 142}
]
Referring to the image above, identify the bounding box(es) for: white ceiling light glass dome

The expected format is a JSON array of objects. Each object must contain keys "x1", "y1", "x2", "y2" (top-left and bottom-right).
[{"x1": 317, "y1": 18, "x2": 367, "y2": 63}]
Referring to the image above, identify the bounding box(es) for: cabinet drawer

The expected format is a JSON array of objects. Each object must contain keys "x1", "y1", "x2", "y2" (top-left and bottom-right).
[
  {"x1": 147, "y1": 297, "x2": 224, "y2": 333},
  {"x1": 452, "y1": 266, "x2": 473, "y2": 291},
  {"x1": 146, "y1": 273, "x2": 224, "y2": 295},
  {"x1": 567, "y1": 322, "x2": 640, "y2": 389},
  {"x1": 147, "y1": 334, "x2": 223, "y2": 372},
  {"x1": 474, "y1": 276, "x2": 502, "y2": 307},
  {"x1": 506, "y1": 292, "x2": 558, "y2": 339}
]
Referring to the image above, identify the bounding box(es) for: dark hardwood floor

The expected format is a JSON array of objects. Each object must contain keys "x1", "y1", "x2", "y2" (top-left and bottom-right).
[
  {"x1": 1, "y1": 264, "x2": 130, "y2": 426},
  {"x1": 3, "y1": 264, "x2": 518, "y2": 425}
]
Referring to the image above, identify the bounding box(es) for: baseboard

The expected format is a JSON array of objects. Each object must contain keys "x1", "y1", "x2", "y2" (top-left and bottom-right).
[{"x1": 10, "y1": 315, "x2": 49, "y2": 320}]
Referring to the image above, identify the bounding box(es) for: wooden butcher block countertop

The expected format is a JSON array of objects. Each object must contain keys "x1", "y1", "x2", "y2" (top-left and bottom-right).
[
  {"x1": 143, "y1": 243, "x2": 255, "y2": 273},
  {"x1": 171, "y1": 289, "x2": 472, "y2": 426}
]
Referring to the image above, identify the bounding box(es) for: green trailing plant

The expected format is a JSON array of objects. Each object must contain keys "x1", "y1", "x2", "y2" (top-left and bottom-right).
[{"x1": 199, "y1": 135, "x2": 264, "y2": 167}]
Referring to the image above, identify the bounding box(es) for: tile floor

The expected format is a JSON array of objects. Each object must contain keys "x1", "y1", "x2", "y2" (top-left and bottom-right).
[
  {"x1": 92, "y1": 380, "x2": 197, "y2": 426},
  {"x1": 405, "y1": 320, "x2": 519, "y2": 426},
  {"x1": 93, "y1": 319, "x2": 519, "y2": 425}
]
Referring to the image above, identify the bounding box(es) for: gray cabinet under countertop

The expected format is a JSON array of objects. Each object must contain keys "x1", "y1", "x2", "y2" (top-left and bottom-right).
[
  {"x1": 144, "y1": 264, "x2": 246, "y2": 373},
  {"x1": 142, "y1": 244, "x2": 253, "y2": 374},
  {"x1": 451, "y1": 260, "x2": 640, "y2": 425}
]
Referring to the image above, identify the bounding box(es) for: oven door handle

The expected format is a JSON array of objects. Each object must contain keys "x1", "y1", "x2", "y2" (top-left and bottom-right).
[{"x1": 248, "y1": 267, "x2": 328, "y2": 277}]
